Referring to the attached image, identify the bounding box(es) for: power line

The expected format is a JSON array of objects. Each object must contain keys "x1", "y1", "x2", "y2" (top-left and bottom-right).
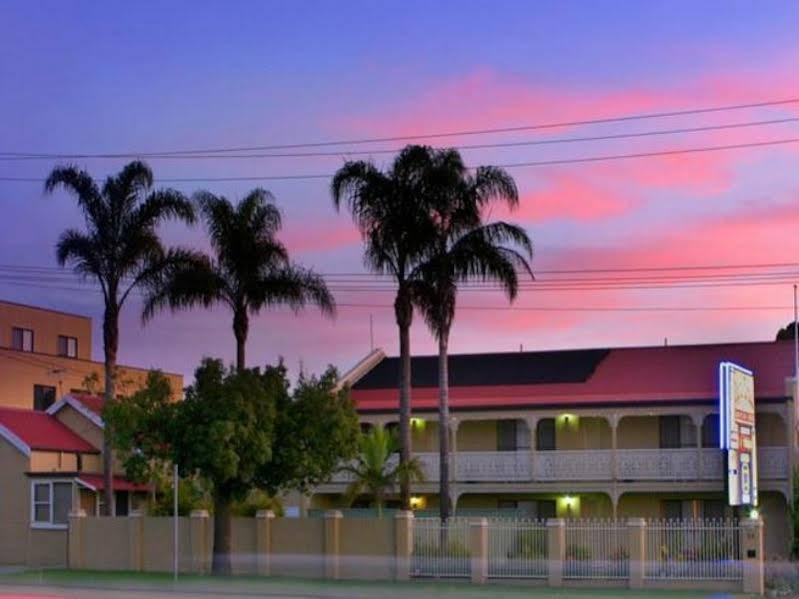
[
  {"x1": 4, "y1": 116, "x2": 799, "y2": 161},
  {"x1": 3, "y1": 135, "x2": 799, "y2": 184},
  {"x1": 3, "y1": 96, "x2": 799, "y2": 157}
]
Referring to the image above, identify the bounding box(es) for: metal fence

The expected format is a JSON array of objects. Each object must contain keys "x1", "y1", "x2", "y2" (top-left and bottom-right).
[
  {"x1": 563, "y1": 519, "x2": 629, "y2": 579},
  {"x1": 487, "y1": 518, "x2": 548, "y2": 578},
  {"x1": 644, "y1": 519, "x2": 742, "y2": 581},
  {"x1": 411, "y1": 518, "x2": 471, "y2": 578}
]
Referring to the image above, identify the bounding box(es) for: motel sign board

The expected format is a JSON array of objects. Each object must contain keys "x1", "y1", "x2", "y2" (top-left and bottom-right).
[{"x1": 719, "y1": 361, "x2": 757, "y2": 507}]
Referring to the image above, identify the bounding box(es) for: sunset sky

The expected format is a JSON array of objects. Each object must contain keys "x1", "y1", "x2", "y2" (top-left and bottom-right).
[{"x1": 2, "y1": 1, "x2": 799, "y2": 381}]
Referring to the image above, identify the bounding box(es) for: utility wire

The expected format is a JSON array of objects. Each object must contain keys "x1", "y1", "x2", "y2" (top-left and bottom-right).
[
  {"x1": 4, "y1": 116, "x2": 799, "y2": 161},
  {"x1": 3, "y1": 136, "x2": 799, "y2": 184},
  {"x1": 3, "y1": 96, "x2": 799, "y2": 157}
]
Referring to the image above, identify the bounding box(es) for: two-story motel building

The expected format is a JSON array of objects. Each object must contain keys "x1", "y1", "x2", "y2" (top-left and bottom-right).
[{"x1": 313, "y1": 340, "x2": 797, "y2": 557}]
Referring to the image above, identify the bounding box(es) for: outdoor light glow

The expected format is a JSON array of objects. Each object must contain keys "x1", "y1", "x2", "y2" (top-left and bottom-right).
[
  {"x1": 556, "y1": 414, "x2": 578, "y2": 428},
  {"x1": 409, "y1": 496, "x2": 426, "y2": 510},
  {"x1": 749, "y1": 508, "x2": 759, "y2": 519},
  {"x1": 410, "y1": 417, "x2": 426, "y2": 431}
]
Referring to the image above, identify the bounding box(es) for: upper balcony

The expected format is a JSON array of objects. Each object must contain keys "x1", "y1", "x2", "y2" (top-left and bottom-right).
[{"x1": 329, "y1": 410, "x2": 791, "y2": 485}]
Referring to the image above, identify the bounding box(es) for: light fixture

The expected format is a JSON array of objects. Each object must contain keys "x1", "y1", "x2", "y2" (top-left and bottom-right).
[
  {"x1": 749, "y1": 508, "x2": 759, "y2": 520},
  {"x1": 410, "y1": 417, "x2": 426, "y2": 431},
  {"x1": 409, "y1": 496, "x2": 425, "y2": 510}
]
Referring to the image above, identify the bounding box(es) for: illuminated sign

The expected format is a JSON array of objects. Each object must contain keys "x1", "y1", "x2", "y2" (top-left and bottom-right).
[{"x1": 719, "y1": 362, "x2": 757, "y2": 507}]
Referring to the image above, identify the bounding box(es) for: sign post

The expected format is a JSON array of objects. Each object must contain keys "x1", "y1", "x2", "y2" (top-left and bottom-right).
[{"x1": 719, "y1": 362, "x2": 757, "y2": 509}]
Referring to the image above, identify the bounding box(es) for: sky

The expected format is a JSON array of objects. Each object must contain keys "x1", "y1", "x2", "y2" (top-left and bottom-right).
[{"x1": 2, "y1": 1, "x2": 799, "y2": 382}]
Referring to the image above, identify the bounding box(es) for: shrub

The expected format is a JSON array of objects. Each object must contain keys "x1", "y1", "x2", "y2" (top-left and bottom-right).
[{"x1": 566, "y1": 544, "x2": 592, "y2": 560}]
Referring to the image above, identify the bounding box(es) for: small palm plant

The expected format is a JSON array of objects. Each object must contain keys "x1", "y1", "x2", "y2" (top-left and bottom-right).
[{"x1": 341, "y1": 426, "x2": 425, "y2": 517}]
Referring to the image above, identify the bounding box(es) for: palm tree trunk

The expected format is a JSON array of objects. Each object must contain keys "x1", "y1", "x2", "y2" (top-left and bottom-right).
[
  {"x1": 438, "y1": 329, "x2": 451, "y2": 523},
  {"x1": 233, "y1": 307, "x2": 249, "y2": 372},
  {"x1": 212, "y1": 493, "x2": 233, "y2": 575},
  {"x1": 396, "y1": 308, "x2": 413, "y2": 512},
  {"x1": 101, "y1": 302, "x2": 119, "y2": 517}
]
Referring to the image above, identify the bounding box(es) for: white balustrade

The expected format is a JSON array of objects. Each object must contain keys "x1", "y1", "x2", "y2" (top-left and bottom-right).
[
  {"x1": 456, "y1": 451, "x2": 532, "y2": 481},
  {"x1": 532, "y1": 449, "x2": 613, "y2": 481},
  {"x1": 617, "y1": 448, "x2": 699, "y2": 480},
  {"x1": 328, "y1": 446, "x2": 788, "y2": 484}
]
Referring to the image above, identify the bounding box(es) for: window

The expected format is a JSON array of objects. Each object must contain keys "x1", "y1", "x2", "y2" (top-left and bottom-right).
[
  {"x1": 536, "y1": 418, "x2": 556, "y2": 451},
  {"x1": 57, "y1": 335, "x2": 78, "y2": 358},
  {"x1": 659, "y1": 416, "x2": 682, "y2": 449},
  {"x1": 115, "y1": 491, "x2": 129, "y2": 517},
  {"x1": 31, "y1": 481, "x2": 73, "y2": 527},
  {"x1": 11, "y1": 327, "x2": 34, "y2": 352},
  {"x1": 702, "y1": 414, "x2": 720, "y2": 448},
  {"x1": 702, "y1": 499, "x2": 725, "y2": 520},
  {"x1": 662, "y1": 499, "x2": 683, "y2": 520},
  {"x1": 497, "y1": 420, "x2": 517, "y2": 451},
  {"x1": 33, "y1": 385, "x2": 56, "y2": 411}
]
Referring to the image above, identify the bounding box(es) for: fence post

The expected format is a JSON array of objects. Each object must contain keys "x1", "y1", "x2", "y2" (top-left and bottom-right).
[
  {"x1": 470, "y1": 518, "x2": 488, "y2": 584},
  {"x1": 255, "y1": 509, "x2": 275, "y2": 576},
  {"x1": 67, "y1": 509, "x2": 86, "y2": 570},
  {"x1": 323, "y1": 510, "x2": 342, "y2": 580},
  {"x1": 128, "y1": 511, "x2": 143, "y2": 572},
  {"x1": 547, "y1": 518, "x2": 565, "y2": 587},
  {"x1": 740, "y1": 517, "x2": 764, "y2": 595},
  {"x1": 628, "y1": 517, "x2": 646, "y2": 589},
  {"x1": 394, "y1": 510, "x2": 413, "y2": 581},
  {"x1": 189, "y1": 509, "x2": 209, "y2": 574}
]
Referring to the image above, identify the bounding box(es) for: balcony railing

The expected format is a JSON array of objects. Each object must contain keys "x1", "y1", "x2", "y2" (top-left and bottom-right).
[{"x1": 328, "y1": 446, "x2": 788, "y2": 484}]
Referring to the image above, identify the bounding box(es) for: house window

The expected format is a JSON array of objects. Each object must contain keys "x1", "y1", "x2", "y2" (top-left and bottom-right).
[
  {"x1": 662, "y1": 499, "x2": 684, "y2": 520},
  {"x1": 57, "y1": 335, "x2": 78, "y2": 358},
  {"x1": 536, "y1": 419, "x2": 556, "y2": 451},
  {"x1": 31, "y1": 481, "x2": 73, "y2": 527},
  {"x1": 11, "y1": 327, "x2": 34, "y2": 352},
  {"x1": 497, "y1": 420, "x2": 517, "y2": 451},
  {"x1": 702, "y1": 499, "x2": 725, "y2": 520},
  {"x1": 659, "y1": 416, "x2": 682, "y2": 449},
  {"x1": 33, "y1": 385, "x2": 56, "y2": 411}
]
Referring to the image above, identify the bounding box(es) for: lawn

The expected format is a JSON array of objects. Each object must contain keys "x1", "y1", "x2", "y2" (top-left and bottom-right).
[{"x1": 0, "y1": 569, "x2": 752, "y2": 599}]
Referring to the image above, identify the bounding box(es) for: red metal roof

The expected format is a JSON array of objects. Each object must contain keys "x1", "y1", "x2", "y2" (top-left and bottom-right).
[
  {"x1": 0, "y1": 407, "x2": 99, "y2": 453},
  {"x1": 68, "y1": 394, "x2": 104, "y2": 417},
  {"x1": 77, "y1": 474, "x2": 151, "y2": 492},
  {"x1": 351, "y1": 340, "x2": 796, "y2": 412}
]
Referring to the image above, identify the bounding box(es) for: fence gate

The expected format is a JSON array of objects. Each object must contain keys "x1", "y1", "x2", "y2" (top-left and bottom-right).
[
  {"x1": 564, "y1": 519, "x2": 629, "y2": 580},
  {"x1": 411, "y1": 518, "x2": 471, "y2": 578},
  {"x1": 487, "y1": 518, "x2": 548, "y2": 579},
  {"x1": 644, "y1": 519, "x2": 742, "y2": 581}
]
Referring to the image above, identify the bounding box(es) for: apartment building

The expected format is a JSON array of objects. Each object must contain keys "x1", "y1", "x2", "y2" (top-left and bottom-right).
[
  {"x1": 316, "y1": 340, "x2": 797, "y2": 557},
  {"x1": 0, "y1": 299, "x2": 182, "y2": 410}
]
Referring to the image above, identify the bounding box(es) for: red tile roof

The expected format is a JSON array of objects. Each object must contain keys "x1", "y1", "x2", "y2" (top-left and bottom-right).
[
  {"x1": 351, "y1": 340, "x2": 796, "y2": 412},
  {"x1": 0, "y1": 407, "x2": 99, "y2": 453},
  {"x1": 77, "y1": 474, "x2": 151, "y2": 492}
]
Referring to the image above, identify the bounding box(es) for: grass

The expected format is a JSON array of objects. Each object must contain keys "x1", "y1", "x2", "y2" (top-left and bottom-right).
[{"x1": 0, "y1": 568, "x2": 753, "y2": 599}]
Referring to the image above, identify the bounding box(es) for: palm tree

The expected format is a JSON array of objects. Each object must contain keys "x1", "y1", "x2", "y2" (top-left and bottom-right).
[
  {"x1": 342, "y1": 426, "x2": 425, "y2": 517},
  {"x1": 44, "y1": 161, "x2": 195, "y2": 516},
  {"x1": 413, "y1": 152, "x2": 533, "y2": 523},
  {"x1": 331, "y1": 146, "x2": 439, "y2": 510},
  {"x1": 143, "y1": 188, "x2": 335, "y2": 373}
]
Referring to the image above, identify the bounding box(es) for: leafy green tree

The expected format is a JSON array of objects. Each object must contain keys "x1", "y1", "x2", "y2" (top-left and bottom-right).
[
  {"x1": 341, "y1": 426, "x2": 425, "y2": 517},
  {"x1": 106, "y1": 359, "x2": 359, "y2": 575},
  {"x1": 45, "y1": 161, "x2": 195, "y2": 514},
  {"x1": 143, "y1": 189, "x2": 334, "y2": 372},
  {"x1": 331, "y1": 146, "x2": 440, "y2": 509},
  {"x1": 412, "y1": 149, "x2": 533, "y2": 522}
]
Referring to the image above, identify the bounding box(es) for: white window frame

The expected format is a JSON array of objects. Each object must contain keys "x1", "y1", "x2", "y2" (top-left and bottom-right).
[
  {"x1": 30, "y1": 479, "x2": 73, "y2": 530},
  {"x1": 12, "y1": 327, "x2": 34, "y2": 352},
  {"x1": 58, "y1": 335, "x2": 78, "y2": 358}
]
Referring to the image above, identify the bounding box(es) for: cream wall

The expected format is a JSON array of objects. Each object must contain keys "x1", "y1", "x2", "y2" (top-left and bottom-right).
[
  {"x1": 458, "y1": 420, "x2": 498, "y2": 451},
  {"x1": 556, "y1": 416, "x2": 612, "y2": 450},
  {"x1": 29, "y1": 451, "x2": 80, "y2": 473},
  {"x1": 0, "y1": 300, "x2": 92, "y2": 359},
  {"x1": 0, "y1": 441, "x2": 30, "y2": 565}
]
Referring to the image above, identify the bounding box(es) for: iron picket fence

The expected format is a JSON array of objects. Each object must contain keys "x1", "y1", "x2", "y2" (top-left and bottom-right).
[
  {"x1": 411, "y1": 518, "x2": 471, "y2": 578},
  {"x1": 563, "y1": 519, "x2": 630, "y2": 579},
  {"x1": 487, "y1": 518, "x2": 548, "y2": 578},
  {"x1": 644, "y1": 518, "x2": 742, "y2": 580}
]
